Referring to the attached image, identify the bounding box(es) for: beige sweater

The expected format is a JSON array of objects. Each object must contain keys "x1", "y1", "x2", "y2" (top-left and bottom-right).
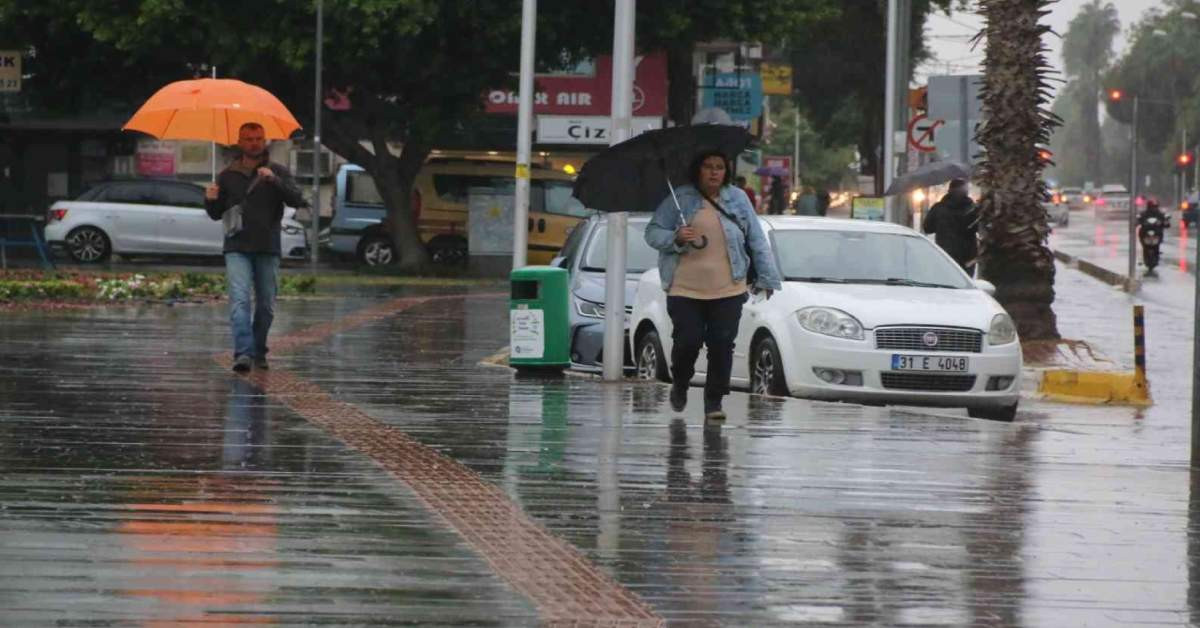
[{"x1": 669, "y1": 200, "x2": 748, "y2": 300}]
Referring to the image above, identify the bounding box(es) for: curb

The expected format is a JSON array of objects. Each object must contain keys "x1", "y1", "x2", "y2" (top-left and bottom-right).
[
  {"x1": 1053, "y1": 249, "x2": 1140, "y2": 292},
  {"x1": 1035, "y1": 369, "x2": 1152, "y2": 406}
]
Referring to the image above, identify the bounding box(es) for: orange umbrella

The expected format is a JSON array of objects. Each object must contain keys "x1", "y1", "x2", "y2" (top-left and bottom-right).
[{"x1": 123, "y1": 78, "x2": 302, "y2": 146}]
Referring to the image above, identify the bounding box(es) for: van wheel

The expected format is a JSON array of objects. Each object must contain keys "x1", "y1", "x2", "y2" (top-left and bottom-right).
[
  {"x1": 357, "y1": 234, "x2": 395, "y2": 266},
  {"x1": 635, "y1": 329, "x2": 671, "y2": 382},
  {"x1": 428, "y1": 236, "x2": 467, "y2": 266}
]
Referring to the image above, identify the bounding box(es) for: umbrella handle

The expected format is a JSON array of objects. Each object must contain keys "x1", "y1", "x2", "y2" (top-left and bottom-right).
[{"x1": 688, "y1": 235, "x2": 709, "y2": 250}]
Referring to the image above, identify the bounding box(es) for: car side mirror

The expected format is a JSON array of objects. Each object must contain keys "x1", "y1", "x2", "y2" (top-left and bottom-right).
[
  {"x1": 551, "y1": 255, "x2": 568, "y2": 269},
  {"x1": 974, "y1": 279, "x2": 996, "y2": 296}
]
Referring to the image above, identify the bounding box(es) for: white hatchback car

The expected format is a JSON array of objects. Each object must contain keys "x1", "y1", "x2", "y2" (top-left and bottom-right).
[
  {"x1": 630, "y1": 217, "x2": 1022, "y2": 421},
  {"x1": 44, "y1": 179, "x2": 308, "y2": 263}
]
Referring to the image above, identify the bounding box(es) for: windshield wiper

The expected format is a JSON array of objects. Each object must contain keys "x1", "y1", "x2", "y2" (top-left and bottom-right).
[
  {"x1": 786, "y1": 276, "x2": 846, "y2": 283},
  {"x1": 881, "y1": 277, "x2": 959, "y2": 289}
]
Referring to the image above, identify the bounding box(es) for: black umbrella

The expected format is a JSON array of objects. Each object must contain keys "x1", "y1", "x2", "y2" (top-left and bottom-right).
[
  {"x1": 572, "y1": 124, "x2": 755, "y2": 216},
  {"x1": 884, "y1": 160, "x2": 972, "y2": 196}
]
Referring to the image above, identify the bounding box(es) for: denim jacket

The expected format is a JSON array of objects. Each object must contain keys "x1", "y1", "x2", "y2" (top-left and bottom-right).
[{"x1": 644, "y1": 184, "x2": 783, "y2": 293}]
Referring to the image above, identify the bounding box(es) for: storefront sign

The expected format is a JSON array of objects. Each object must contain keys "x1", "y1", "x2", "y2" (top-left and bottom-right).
[
  {"x1": 700, "y1": 72, "x2": 764, "y2": 121},
  {"x1": 536, "y1": 115, "x2": 662, "y2": 145},
  {"x1": 136, "y1": 140, "x2": 176, "y2": 176},
  {"x1": 851, "y1": 196, "x2": 886, "y2": 221},
  {"x1": 760, "y1": 63, "x2": 792, "y2": 96},
  {"x1": 0, "y1": 51, "x2": 20, "y2": 92},
  {"x1": 485, "y1": 53, "x2": 668, "y2": 117}
]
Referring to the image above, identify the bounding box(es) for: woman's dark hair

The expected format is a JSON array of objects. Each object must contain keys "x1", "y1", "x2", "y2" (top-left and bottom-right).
[{"x1": 688, "y1": 150, "x2": 733, "y2": 189}]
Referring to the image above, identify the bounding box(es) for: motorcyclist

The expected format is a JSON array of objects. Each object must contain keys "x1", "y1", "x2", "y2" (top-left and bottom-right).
[{"x1": 1137, "y1": 199, "x2": 1170, "y2": 273}]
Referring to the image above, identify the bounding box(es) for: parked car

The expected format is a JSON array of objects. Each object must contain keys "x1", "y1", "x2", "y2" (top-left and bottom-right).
[
  {"x1": 44, "y1": 179, "x2": 308, "y2": 263},
  {"x1": 1094, "y1": 183, "x2": 1131, "y2": 218},
  {"x1": 630, "y1": 216, "x2": 1022, "y2": 421},
  {"x1": 551, "y1": 214, "x2": 656, "y2": 372},
  {"x1": 325, "y1": 159, "x2": 590, "y2": 266}
]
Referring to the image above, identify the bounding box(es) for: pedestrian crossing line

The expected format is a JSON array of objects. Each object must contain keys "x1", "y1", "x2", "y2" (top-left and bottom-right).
[{"x1": 214, "y1": 295, "x2": 664, "y2": 627}]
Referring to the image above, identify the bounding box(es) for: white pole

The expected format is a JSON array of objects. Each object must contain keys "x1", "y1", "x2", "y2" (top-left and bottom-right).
[
  {"x1": 602, "y1": 0, "x2": 635, "y2": 382},
  {"x1": 311, "y1": 0, "x2": 323, "y2": 271},
  {"x1": 793, "y1": 105, "x2": 800, "y2": 194},
  {"x1": 512, "y1": 0, "x2": 536, "y2": 270},
  {"x1": 1129, "y1": 95, "x2": 1139, "y2": 286},
  {"x1": 883, "y1": 0, "x2": 900, "y2": 222}
]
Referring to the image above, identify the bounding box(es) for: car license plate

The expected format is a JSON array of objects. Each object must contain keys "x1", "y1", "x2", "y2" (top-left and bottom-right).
[{"x1": 891, "y1": 354, "x2": 969, "y2": 372}]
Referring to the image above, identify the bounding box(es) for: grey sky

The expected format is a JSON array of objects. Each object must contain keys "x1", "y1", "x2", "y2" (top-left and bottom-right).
[{"x1": 917, "y1": 0, "x2": 1168, "y2": 87}]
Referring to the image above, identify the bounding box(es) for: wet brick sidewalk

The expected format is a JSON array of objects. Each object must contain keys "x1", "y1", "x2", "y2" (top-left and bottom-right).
[{"x1": 2, "y1": 281, "x2": 1200, "y2": 626}]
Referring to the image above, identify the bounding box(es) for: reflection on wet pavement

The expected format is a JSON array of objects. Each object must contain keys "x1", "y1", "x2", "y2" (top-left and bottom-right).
[{"x1": 2, "y1": 284, "x2": 1200, "y2": 625}]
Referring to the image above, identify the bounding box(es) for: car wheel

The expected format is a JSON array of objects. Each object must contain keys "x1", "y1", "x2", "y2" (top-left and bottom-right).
[
  {"x1": 967, "y1": 403, "x2": 1017, "y2": 422},
  {"x1": 66, "y1": 226, "x2": 111, "y2": 263},
  {"x1": 750, "y1": 335, "x2": 788, "y2": 396},
  {"x1": 635, "y1": 329, "x2": 671, "y2": 382},
  {"x1": 357, "y1": 234, "x2": 395, "y2": 266}
]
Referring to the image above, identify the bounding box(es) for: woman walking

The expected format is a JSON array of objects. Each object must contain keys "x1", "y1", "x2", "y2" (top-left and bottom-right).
[{"x1": 645, "y1": 150, "x2": 782, "y2": 424}]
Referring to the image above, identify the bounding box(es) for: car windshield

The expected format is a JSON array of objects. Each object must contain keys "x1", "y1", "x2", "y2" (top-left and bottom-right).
[
  {"x1": 581, "y1": 222, "x2": 658, "y2": 274},
  {"x1": 772, "y1": 229, "x2": 973, "y2": 288}
]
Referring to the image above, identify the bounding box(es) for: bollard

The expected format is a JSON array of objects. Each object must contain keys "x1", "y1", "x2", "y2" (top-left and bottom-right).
[{"x1": 1134, "y1": 305, "x2": 1146, "y2": 382}]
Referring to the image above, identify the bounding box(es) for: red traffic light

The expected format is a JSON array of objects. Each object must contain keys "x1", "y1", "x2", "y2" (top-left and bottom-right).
[
  {"x1": 1181, "y1": 152, "x2": 1193, "y2": 166},
  {"x1": 1109, "y1": 89, "x2": 1123, "y2": 101},
  {"x1": 1038, "y1": 149, "x2": 1053, "y2": 162}
]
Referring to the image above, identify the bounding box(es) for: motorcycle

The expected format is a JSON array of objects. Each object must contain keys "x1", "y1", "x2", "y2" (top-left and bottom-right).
[{"x1": 1138, "y1": 214, "x2": 1168, "y2": 275}]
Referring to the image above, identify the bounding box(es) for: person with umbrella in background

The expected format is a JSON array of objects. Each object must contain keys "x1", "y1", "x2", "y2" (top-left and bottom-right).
[
  {"x1": 645, "y1": 150, "x2": 782, "y2": 425},
  {"x1": 766, "y1": 175, "x2": 787, "y2": 215},
  {"x1": 922, "y1": 178, "x2": 978, "y2": 275},
  {"x1": 205, "y1": 122, "x2": 308, "y2": 372}
]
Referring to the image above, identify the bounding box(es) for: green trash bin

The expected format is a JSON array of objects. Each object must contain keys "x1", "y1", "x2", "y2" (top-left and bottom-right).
[{"x1": 510, "y1": 265, "x2": 570, "y2": 371}]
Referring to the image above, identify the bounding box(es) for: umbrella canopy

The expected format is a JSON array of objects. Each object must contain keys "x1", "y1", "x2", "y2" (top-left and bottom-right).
[
  {"x1": 123, "y1": 78, "x2": 302, "y2": 146},
  {"x1": 572, "y1": 124, "x2": 755, "y2": 214},
  {"x1": 755, "y1": 165, "x2": 789, "y2": 177},
  {"x1": 884, "y1": 160, "x2": 972, "y2": 196}
]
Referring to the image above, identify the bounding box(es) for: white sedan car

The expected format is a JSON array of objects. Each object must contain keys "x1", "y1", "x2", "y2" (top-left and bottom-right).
[
  {"x1": 44, "y1": 179, "x2": 308, "y2": 263},
  {"x1": 630, "y1": 217, "x2": 1022, "y2": 421}
]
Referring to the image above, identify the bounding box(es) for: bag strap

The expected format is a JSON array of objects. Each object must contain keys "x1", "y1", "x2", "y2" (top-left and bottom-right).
[{"x1": 698, "y1": 189, "x2": 748, "y2": 237}]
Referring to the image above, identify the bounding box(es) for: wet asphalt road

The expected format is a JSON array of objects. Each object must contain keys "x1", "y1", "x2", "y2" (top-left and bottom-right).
[{"x1": 2, "y1": 276, "x2": 1200, "y2": 625}]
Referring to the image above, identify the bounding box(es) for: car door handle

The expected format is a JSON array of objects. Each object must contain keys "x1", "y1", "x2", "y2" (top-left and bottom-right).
[{"x1": 538, "y1": 219, "x2": 546, "y2": 233}]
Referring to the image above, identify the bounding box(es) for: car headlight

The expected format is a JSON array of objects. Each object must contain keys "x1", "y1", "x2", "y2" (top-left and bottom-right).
[
  {"x1": 575, "y1": 298, "x2": 604, "y2": 319},
  {"x1": 988, "y1": 313, "x2": 1017, "y2": 345},
  {"x1": 796, "y1": 307, "x2": 864, "y2": 340}
]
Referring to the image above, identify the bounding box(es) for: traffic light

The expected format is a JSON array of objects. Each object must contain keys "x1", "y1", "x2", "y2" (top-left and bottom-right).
[
  {"x1": 1037, "y1": 149, "x2": 1053, "y2": 164},
  {"x1": 1109, "y1": 89, "x2": 1123, "y2": 101},
  {"x1": 1180, "y1": 152, "x2": 1193, "y2": 168}
]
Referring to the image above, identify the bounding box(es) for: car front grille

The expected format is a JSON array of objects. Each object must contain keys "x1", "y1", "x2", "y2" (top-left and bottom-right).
[
  {"x1": 881, "y1": 373, "x2": 977, "y2": 392},
  {"x1": 875, "y1": 327, "x2": 983, "y2": 353}
]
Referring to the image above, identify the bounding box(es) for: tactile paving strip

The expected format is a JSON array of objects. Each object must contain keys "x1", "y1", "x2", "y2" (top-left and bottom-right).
[{"x1": 216, "y1": 295, "x2": 664, "y2": 627}]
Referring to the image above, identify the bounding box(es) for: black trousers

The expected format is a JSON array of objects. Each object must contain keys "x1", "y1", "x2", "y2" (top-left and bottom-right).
[{"x1": 667, "y1": 293, "x2": 747, "y2": 404}]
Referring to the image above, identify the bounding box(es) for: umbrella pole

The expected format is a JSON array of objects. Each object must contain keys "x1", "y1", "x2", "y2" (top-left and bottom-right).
[
  {"x1": 210, "y1": 66, "x2": 217, "y2": 181},
  {"x1": 666, "y1": 177, "x2": 687, "y2": 226}
]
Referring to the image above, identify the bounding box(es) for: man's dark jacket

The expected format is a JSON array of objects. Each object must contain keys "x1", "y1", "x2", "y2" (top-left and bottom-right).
[
  {"x1": 204, "y1": 158, "x2": 307, "y2": 255},
  {"x1": 922, "y1": 192, "x2": 978, "y2": 268}
]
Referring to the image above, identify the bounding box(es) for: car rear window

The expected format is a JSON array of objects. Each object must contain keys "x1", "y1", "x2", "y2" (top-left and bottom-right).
[
  {"x1": 155, "y1": 183, "x2": 205, "y2": 208},
  {"x1": 96, "y1": 182, "x2": 156, "y2": 205},
  {"x1": 346, "y1": 171, "x2": 385, "y2": 206}
]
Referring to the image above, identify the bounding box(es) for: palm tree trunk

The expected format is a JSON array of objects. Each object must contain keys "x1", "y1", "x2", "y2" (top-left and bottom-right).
[{"x1": 975, "y1": 0, "x2": 1061, "y2": 340}]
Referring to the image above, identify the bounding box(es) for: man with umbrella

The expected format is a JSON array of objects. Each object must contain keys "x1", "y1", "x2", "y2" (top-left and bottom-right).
[
  {"x1": 205, "y1": 122, "x2": 308, "y2": 372},
  {"x1": 921, "y1": 178, "x2": 979, "y2": 274}
]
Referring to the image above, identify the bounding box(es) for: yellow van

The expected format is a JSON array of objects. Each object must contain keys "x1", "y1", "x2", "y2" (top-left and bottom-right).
[{"x1": 328, "y1": 159, "x2": 591, "y2": 266}]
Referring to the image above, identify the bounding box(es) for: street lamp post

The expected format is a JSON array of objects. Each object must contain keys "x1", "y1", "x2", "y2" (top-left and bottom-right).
[{"x1": 1129, "y1": 93, "x2": 1138, "y2": 284}]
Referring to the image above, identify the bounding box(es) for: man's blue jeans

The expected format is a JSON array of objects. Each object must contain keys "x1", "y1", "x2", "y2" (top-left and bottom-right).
[{"x1": 224, "y1": 252, "x2": 279, "y2": 359}]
